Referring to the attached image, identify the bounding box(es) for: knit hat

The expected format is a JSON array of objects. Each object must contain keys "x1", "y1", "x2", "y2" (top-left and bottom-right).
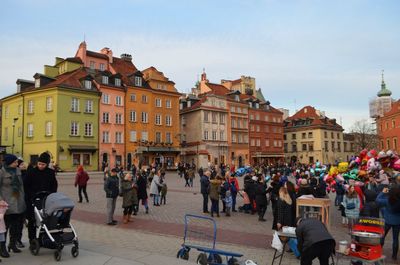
[
  {"x1": 3, "y1": 154, "x2": 18, "y2": 166},
  {"x1": 38, "y1": 152, "x2": 51, "y2": 164}
]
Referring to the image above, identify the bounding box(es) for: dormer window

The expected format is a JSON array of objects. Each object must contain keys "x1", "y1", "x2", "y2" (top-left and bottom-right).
[
  {"x1": 115, "y1": 78, "x2": 121, "y2": 87},
  {"x1": 248, "y1": 102, "x2": 252, "y2": 108},
  {"x1": 255, "y1": 103, "x2": 259, "y2": 109},
  {"x1": 234, "y1": 95, "x2": 240, "y2": 102},
  {"x1": 84, "y1": 80, "x2": 92, "y2": 89},
  {"x1": 102, "y1": 76, "x2": 109, "y2": 85},
  {"x1": 134, "y1": 76, "x2": 142, "y2": 87},
  {"x1": 35, "y1": 79, "x2": 40, "y2": 88}
]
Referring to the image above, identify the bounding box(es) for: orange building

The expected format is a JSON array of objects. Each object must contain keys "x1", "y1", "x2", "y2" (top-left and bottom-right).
[
  {"x1": 377, "y1": 99, "x2": 400, "y2": 153},
  {"x1": 124, "y1": 67, "x2": 181, "y2": 169}
]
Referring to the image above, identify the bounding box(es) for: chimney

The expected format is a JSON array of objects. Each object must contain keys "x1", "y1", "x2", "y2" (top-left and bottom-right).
[
  {"x1": 101, "y1": 47, "x2": 113, "y2": 63},
  {"x1": 120, "y1": 53, "x2": 132, "y2": 62},
  {"x1": 75, "y1": 41, "x2": 87, "y2": 63}
]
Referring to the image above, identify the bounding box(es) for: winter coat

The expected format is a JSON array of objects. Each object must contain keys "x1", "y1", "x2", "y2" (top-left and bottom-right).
[
  {"x1": 244, "y1": 179, "x2": 257, "y2": 199},
  {"x1": 276, "y1": 198, "x2": 294, "y2": 227},
  {"x1": 342, "y1": 195, "x2": 360, "y2": 219},
  {"x1": 376, "y1": 192, "x2": 400, "y2": 225},
  {"x1": 360, "y1": 189, "x2": 379, "y2": 218},
  {"x1": 208, "y1": 179, "x2": 221, "y2": 200},
  {"x1": 0, "y1": 201, "x2": 8, "y2": 233},
  {"x1": 296, "y1": 218, "x2": 335, "y2": 253},
  {"x1": 104, "y1": 175, "x2": 119, "y2": 198},
  {"x1": 24, "y1": 166, "x2": 57, "y2": 203},
  {"x1": 136, "y1": 176, "x2": 148, "y2": 200},
  {"x1": 200, "y1": 175, "x2": 210, "y2": 194},
  {"x1": 121, "y1": 180, "x2": 138, "y2": 208},
  {"x1": 255, "y1": 182, "x2": 268, "y2": 206},
  {"x1": 75, "y1": 171, "x2": 89, "y2": 187},
  {"x1": 149, "y1": 175, "x2": 162, "y2": 195},
  {"x1": 296, "y1": 186, "x2": 312, "y2": 198},
  {"x1": 0, "y1": 167, "x2": 26, "y2": 214}
]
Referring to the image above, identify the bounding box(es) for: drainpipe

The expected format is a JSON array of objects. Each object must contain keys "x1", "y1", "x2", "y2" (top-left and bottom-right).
[{"x1": 21, "y1": 94, "x2": 25, "y2": 158}]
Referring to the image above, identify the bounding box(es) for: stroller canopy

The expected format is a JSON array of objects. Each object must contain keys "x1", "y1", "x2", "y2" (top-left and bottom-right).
[{"x1": 45, "y1": 192, "x2": 75, "y2": 216}]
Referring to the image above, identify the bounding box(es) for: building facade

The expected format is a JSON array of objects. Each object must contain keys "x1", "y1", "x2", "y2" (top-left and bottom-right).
[
  {"x1": 284, "y1": 106, "x2": 345, "y2": 165},
  {"x1": 376, "y1": 100, "x2": 400, "y2": 153}
]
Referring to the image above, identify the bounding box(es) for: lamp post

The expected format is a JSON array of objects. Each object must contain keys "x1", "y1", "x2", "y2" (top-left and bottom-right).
[{"x1": 11, "y1": 117, "x2": 18, "y2": 154}]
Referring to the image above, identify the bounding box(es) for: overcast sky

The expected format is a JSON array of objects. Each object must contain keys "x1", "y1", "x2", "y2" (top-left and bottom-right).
[{"x1": 1, "y1": 0, "x2": 399, "y2": 131}]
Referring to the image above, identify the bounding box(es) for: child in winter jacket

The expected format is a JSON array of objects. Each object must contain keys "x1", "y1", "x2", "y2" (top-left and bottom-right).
[{"x1": 224, "y1": 190, "x2": 233, "y2": 216}]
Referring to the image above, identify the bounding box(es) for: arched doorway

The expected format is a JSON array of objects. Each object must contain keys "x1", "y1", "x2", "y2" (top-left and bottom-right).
[{"x1": 127, "y1": 153, "x2": 132, "y2": 170}]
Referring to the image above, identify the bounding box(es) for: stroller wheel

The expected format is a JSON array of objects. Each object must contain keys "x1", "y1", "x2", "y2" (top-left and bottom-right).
[
  {"x1": 29, "y1": 239, "x2": 40, "y2": 256},
  {"x1": 54, "y1": 250, "x2": 62, "y2": 261},
  {"x1": 71, "y1": 246, "x2": 79, "y2": 258},
  {"x1": 196, "y1": 253, "x2": 208, "y2": 265}
]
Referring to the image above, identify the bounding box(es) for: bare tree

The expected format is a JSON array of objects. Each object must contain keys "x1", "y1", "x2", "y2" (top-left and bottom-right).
[{"x1": 350, "y1": 119, "x2": 379, "y2": 151}]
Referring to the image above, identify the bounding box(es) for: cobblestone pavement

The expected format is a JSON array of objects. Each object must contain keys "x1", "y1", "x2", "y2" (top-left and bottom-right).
[{"x1": 41, "y1": 171, "x2": 396, "y2": 265}]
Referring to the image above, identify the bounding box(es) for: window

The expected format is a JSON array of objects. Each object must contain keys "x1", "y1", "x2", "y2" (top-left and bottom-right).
[
  {"x1": 302, "y1": 133, "x2": 306, "y2": 139},
  {"x1": 243, "y1": 108, "x2": 247, "y2": 114},
  {"x1": 35, "y1": 79, "x2": 40, "y2": 88},
  {"x1": 18, "y1": 105, "x2": 22, "y2": 115},
  {"x1": 394, "y1": 138, "x2": 398, "y2": 150},
  {"x1": 331, "y1": 132, "x2": 334, "y2": 138},
  {"x1": 292, "y1": 133, "x2": 296, "y2": 140},
  {"x1": 251, "y1": 139, "x2": 255, "y2": 147},
  {"x1": 70, "y1": 122, "x2": 79, "y2": 136},
  {"x1": 130, "y1": 131, "x2": 137, "y2": 142},
  {"x1": 90, "y1": 61, "x2": 95, "y2": 69},
  {"x1": 337, "y1": 142, "x2": 341, "y2": 152},
  {"x1": 386, "y1": 122, "x2": 389, "y2": 129},
  {"x1": 115, "y1": 113, "x2": 123, "y2": 124},
  {"x1": 309, "y1": 143, "x2": 314, "y2": 151},
  {"x1": 28, "y1": 100, "x2": 34, "y2": 114},
  {"x1": 255, "y1": 114, "x2": 260, "y2": 120},
  {"x1": 337, "y1": 133, "x2": 340, "y2": 139},
  {"x1": 238, "y1": 134, "x2": 243, "y2": 143},
  {"x1": 265, "y1": 139, "x2": 270, "y2": 147},
  {"x1": 134, "y1": 76, "x2": 142, "y2": 87},
  {"x1": 204, "y1": 131, "x2": 209, "y2": 140},
  {"x1": 292, "y1": 144, "x2": 297, "y2": 152},
  {"x1": 166, "y1": 132, "x2": 172, "y2": 143},
  {"x1": 115, "y1": 96, "x2": 122, "y2": 106},
  {"x1": 45, "y1": 121, "x2": 52, "y2": 136},
  {"x1": 102, "y1": 94, "x2": 110, "y2": 104},
  {"x1": 141, "y1": 131, "x2": 148, "y2": 141},
  {"x1": 85, "y1": 100, "x2": 93, "y2": 113},
  {"x1": 302, "y1": 144, "x2": 307, "y2": 151},
  {"x1": 237, "y1": 107, "x2": 242, "y2": 113},
  {"x1": 130, "y1": 111, "x2": 137, "y2": 122},
  {"x1": 244, "y1": 134, "x2": 248, "y2": 143},
  {"x1": 155, "y1": 132, "x2": 162, "y2": 143},
  {"x1": 331, "y1": 141, "x2": 335, "y2": 151},
  {"x1": 256, "y1": 125, "x2": 260, "y2": 132},
  {"x1": 212, "y1": 113, "x2": 217, "y2": 123},
  {"x1": 220, "y1": 131, "x2": 224, "y2": 141},
  {"x1": 308, "y1": 132, "x2": 313, "y2": 138},
  {"x1": 250, "y1": 125, "x2": 255, "y2": 132},
  {"x1": 231, "y1": 118, "x2": 236, "y2": 128},
  {"x1": 265, "y1": 125, "x2": 269, "y2": 132},
  {"x1": 115, "y1": 78, "x2": 121, "y2": 87},
  {"x1": 166, "y1": 115, "x2": 172, "y2": 126},
  {"x1": 232, "y1": 134, "x2": 237, "y2": 143},
  {"x1": 71, "y1": 98, "x2": 79, "y2": 112},
  {"x1": 204, "y1": 111, "x2": 209, "y2": 122},
  {"x1": 141, "y1": 95, "x2": 148, "y2": 103},
  {"x1": 46, "y1": 97, "x2": 53, "y2": 111},
  {"x1": 102, "y1": 131, "x2": 110, "y2": 143},
  {"x1": 212, "y1": 131, "x2": 217, "y2": 140},
  {"x1": 264, "y1": 115, "x2": 269, "y2": 122},
  {"x1": 324, "y1": 131, "x2": 328, "y2": 138},
  {"x1": 387, "y1": 139, "x2": 390, "y2": 149},
  {"x1": 230, "y1": 106, "x2": 235, "y2": 112},
  {"x1": 100, "y1": 63, "x2": 105, "y2": 71},
  {"x1": 141, "y1": 112, "x2": 148, "y2": 123},
  {"x1": 84, "y1": 123, "x2": 93, "y2": 136},
  {"x1": 250, "y1": 114, "x2": 254, "y2": 120},
  {"x1": 220, "y1": 113, "x2": 225, "y2": 124},
  {"x1": 102, "y1": 112, "x2": 110, "y2": 123},
  {"x1": 130, "y1": 93, "x2": 136, "y2": 102},
  {"x1": 166, "y1": 99, "x2": 171, "y2": 108},
  {"x1": 155, "y1": 114, "x2": 162, "y2": 125},
  {"x1": 84, "y1": 80, "x2": 92, "y2": 89},
  {"x1": 325, "y1": 141, "x2": 329, "y2": 151},
  {"x1": 115, "y1": 132, "x2": 123, "y2": 143},
  {"x1": 256, "y1": 139, "x2": 261, "y2": 146},
  {"x1": 392, "y1": 120, "x2": 396, "y2": 128},
  {"x1": 155, "y1": 98, "x2": 162, "y2": 107}
]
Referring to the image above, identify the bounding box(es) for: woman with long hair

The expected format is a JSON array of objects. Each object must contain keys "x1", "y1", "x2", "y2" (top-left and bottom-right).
[
  {"x1": 276, "y1": 186, "x2": 295, "y2": 230},
  {"x1": 342, "y1": 185, "x2": 360, "y2": 228}
]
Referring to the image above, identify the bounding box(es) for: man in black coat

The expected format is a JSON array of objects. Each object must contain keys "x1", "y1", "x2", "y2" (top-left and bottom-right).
[
  {"x1": 296, "y1": 218, "x2": 335, "y2": 265},
  {"x1": 200, "y1": 170, "x2": 211, "y2": 213},
  {"x1": 24, "y1": 152, "x2": 58, "y2": 244}
]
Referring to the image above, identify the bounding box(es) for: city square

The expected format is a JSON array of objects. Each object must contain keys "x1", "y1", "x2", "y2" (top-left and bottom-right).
[{"x1": 0, "y1": 1, "x2": 400, "y2": 265}]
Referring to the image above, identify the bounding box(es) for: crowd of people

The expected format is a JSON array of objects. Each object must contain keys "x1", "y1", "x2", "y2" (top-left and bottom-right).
[{"x1": 0, "y1": 152, "x2": 57, "y2": 261}]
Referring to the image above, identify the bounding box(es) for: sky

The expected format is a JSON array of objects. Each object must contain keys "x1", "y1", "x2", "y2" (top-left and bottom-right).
[{"x1": 1, "y1": 0, "x2": 399, "y2": 132}]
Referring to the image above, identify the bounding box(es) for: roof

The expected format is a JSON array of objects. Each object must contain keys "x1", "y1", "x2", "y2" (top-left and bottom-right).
[
  {"x1": 86, "y1": 50, "x2": 109, "y2": 60},
  {"x1": 382, "y1": 100, "x2": 400, "y2": 117},
  {"x1": 110, "y1": 57, "x2": 137, "y2": 77},
  {"x1": 285, "y1": 106, "x2": 343, "y2": 130},
  {"x1": 255, "y1": 88, "x2": 266, "y2": 101},
  {"x1": 64, "y1": 57, "x2": 83, "y2": 64}
]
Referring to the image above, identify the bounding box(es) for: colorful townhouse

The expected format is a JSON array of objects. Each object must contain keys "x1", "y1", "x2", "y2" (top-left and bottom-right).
[
  {"x1": 74, "y1": 42, "x2": 129, "y2": 168},
  {"x1": 1, "y1": 57, "x2": 101, "y2": 171}
]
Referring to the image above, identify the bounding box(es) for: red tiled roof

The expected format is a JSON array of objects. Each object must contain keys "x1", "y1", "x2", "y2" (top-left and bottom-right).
[
  {"x1": 285, "y1": 106, "x2": 342, "y2": 130},
  {"x1": 231, "y1": 78, "x2": 241, "y2": 84},
  {"x1": 110, "y1": 57, "x2": 138, "y2": 84},
  {"x1": 86, "y1": 50, "x2": 109, "y2": 59},
  {"x1": 205, "y1": 83, "x2": 231, "y2": 96},
  {"x1": 38, "y1": 68, "x2": 99, "y2": 92}
]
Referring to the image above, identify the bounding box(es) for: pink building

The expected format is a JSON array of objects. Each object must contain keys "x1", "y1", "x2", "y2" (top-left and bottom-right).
[{"x1": 75, "y1": 42, "x2": 137, "y2": 169}]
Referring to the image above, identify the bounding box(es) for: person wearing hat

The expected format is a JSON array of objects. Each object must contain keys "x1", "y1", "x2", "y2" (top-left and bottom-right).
[
  {"x1": 0, "y1": 154, "x2": 26, "y2": 256},
  {"x1": 104, "y1": 168, "x2": 119, "y2": 225},
  {"x1": 24, "y1": 152, "x2": 58, "y2": 245}
]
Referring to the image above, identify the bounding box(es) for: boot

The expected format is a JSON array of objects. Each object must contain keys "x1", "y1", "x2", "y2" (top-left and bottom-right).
[
  {"x1": 0, "y1": 242, "x2": 9, "y2": 258},
  {"x1": 123, "y1": 215, "x2": 128, "y2": 224},
  {"x1": 8, "y1": 240, "x2": 21, "y2": 253},
  {"x1": 145, "y1": 207, "x2": 149, "y2": 214}
]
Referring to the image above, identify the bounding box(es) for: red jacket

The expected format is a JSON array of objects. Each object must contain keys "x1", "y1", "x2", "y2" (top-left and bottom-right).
[{"x1": 75, "y1": 171, "x2": 89, "y2": 187}]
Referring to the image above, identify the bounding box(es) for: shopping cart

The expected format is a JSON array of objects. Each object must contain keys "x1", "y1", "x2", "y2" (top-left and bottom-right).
[{"x1": 177, "y1": 214, "x2": 243, "y2": 265}]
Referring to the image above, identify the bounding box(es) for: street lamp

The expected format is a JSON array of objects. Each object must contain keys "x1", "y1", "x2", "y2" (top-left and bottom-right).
[{"x1": 11, "y1": 117, "x2": 18, "y2": 154}]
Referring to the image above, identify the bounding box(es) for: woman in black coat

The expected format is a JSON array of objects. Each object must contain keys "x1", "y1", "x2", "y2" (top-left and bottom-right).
[
  {"x1": 255, "y1": 176, "x2": 268, "y2": 222},
  {"x1": 136, "y1": 171, "x2": 149, "y2": 214},
  {"x1": 276, "y1": 186, "x2": 295, "y2": 230},
  {"x1": 267, "y1": 175, "x2": 281, "y2": 230}
]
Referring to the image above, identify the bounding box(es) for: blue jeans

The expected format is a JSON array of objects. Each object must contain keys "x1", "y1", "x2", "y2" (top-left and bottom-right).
[
  {"x1": 231, "y1": 192, "x2": 237, "y2": 211},
  {"x1": 153, "y1": 194, "x2": 160, "y2": 205},
  {"x1": 211, "y1": 199, "x2": 219, "y2": 215},
  {"x1": 383, "y1": 223, "x2": 400, "y2": 258},
  {"x1": 288, "y1": 238, "x2": 301, "y2": 258},
  {"x1": 335, "y1": 194, "x2": 344, "y2": 206}
]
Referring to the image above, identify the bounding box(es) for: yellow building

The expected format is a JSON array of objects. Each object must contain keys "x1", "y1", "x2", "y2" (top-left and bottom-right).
[{"x1": 283, "y1": 106, "x2": 345, "y2": 164}]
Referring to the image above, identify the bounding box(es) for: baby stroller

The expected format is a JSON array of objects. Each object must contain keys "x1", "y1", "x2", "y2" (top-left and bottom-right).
[{"x1": 29, "y1": 191, "x2": 79, "y2": 261}]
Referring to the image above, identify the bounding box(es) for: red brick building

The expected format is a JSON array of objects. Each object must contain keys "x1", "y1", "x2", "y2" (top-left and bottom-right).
[{"x1": 377, "y1": 100, "x2": 400, "y2": 153}]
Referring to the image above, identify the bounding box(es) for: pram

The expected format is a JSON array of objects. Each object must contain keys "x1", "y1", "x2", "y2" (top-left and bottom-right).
[{"x1": 29, "y1": 191, "x2": 79, "y2": 261}]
